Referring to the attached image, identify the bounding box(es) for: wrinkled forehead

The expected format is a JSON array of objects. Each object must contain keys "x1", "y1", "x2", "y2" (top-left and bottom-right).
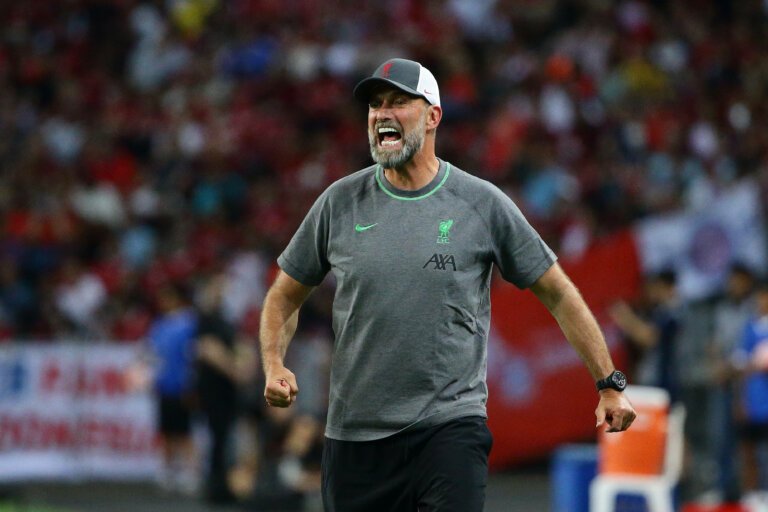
[{"x1": 367, "y1": 83, "x2": 427, "y2": 104}]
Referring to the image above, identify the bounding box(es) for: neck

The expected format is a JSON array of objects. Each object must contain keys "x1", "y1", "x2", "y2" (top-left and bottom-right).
[{"x1": 383, "y1": 151, "x2": 440, "y2": 191}]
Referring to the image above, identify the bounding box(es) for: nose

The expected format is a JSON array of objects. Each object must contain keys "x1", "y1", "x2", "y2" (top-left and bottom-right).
[
  {"x1": 372, "y1": 106, "x2": 393, "y2": 122},
  {"x1": 370, "y1": 113, "x2": 393, "y2": 134}
]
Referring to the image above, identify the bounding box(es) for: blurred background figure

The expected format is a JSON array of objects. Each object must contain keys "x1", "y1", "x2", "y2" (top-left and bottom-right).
[
  {"x1": 194, "y1": 272, "x2": 239, "y2": 505},
  {"x1": 246, "y1": 298, "x2": 330, "y2": 511},
  {"x1": 148, "y1": 282, "x2": 199, "y2": 495},
  {"x1": 246, "y1": 405, "x2": 323, "y2": 512},
  {"x1": 610, "y1": 270, "x2": 681, "y2": 401},
  {"x1": 0, "y1": 258, "x2": 38, "y2": 339},
  {"x1": 733, "y1": 282, "x2": 768, "y2": 506},
  {"x1": 708, "y1": 263, "x2": 758, "y2": 502}
]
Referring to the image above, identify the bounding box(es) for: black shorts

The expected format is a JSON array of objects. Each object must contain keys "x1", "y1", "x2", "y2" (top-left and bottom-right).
[
  {"x1": 321, "y1": 415, "x2": 492, "y2": 512},
  {"x1": 157, "y1": 395, "x2": 192, "y2": 436}
]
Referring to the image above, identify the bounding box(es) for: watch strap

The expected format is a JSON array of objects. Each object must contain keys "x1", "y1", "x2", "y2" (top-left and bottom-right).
[{"x1": 596, "y1": 370, "x2": 627, "y2": 392}]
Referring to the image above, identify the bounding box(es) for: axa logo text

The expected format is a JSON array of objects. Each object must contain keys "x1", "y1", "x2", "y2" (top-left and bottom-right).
[{"x1": 423, "y1": 254, "x2": 456, "y2": 271}]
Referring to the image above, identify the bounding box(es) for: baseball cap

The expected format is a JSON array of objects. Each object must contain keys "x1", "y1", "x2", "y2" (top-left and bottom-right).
[{"x1": 353, "y1": 58, "x2": 441, "y2": 107}]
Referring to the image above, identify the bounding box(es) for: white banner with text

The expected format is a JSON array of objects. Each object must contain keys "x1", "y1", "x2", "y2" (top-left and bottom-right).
[{"x1": 0, "y1": 343, "x2": 160, "y2": 481}]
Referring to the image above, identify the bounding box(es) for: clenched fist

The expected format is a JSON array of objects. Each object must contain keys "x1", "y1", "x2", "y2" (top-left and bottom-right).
[{"x1": 264, "y1": 366, "x2": 299, "y2": 407}]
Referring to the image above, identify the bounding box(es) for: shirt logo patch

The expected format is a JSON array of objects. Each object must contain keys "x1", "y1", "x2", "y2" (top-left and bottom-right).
[
  {"x1": 437, "y1": 219, "x2": 454, "y2": 244},
  {"x1": 423, "y1": 253, "x2": 456, "y2": 271},
  {"x1": 355, "y1": 223, "x2": 378, "y2": 232}
]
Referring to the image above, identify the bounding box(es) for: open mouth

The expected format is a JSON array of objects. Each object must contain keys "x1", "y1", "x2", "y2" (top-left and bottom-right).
[{"x1": 377, "y1": 126, "x2": 402, "y2": 147}]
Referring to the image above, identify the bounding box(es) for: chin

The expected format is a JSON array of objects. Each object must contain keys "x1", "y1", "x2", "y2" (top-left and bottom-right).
[{"x1": 372, "y1": 149, "x2": 403, "y2": 167}]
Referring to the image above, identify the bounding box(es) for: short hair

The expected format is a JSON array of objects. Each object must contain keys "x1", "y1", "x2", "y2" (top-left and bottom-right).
[
  {"x1": 729, "y1": 261, "x2": 756, "y2": 280},
  {"x1": 652, "y1": 269, "x2": 677, "y2": 287}
]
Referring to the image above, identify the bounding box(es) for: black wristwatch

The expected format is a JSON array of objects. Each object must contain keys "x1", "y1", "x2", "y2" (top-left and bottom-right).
[{"x1": 596, "y1": 370, "x2": 627, "y2": 392}]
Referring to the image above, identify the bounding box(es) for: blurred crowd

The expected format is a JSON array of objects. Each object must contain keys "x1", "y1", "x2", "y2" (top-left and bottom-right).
[
  {"x1": 2, "y1": 0, "x2": 768, "y2": 342},
  {"x1": 2, "y1": 0, "x2": 768, "y2": 508}
]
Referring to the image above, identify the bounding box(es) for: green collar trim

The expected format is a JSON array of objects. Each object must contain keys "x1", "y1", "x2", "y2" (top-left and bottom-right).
[{"x1": 375, "y1": 162, "x2": 451, "y2": 201}]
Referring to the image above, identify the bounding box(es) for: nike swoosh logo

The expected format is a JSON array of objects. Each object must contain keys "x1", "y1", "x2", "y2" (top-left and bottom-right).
[{"x1": 355, "y1": 223, "x2": 378, "y2": 232}]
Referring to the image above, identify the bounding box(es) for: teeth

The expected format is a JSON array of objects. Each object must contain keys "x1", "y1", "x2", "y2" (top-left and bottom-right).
[
  {"x1": 378, "y1": 127, "x2": 399, "y2": 134},
  {"x1": 381, "y1": 140, "x2": 401, "y2": 146}
]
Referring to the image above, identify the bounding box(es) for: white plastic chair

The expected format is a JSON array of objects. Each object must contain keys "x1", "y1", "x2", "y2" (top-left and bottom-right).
[{"x1": 590, "y1": 387, "x2": 687, "y2": 512}]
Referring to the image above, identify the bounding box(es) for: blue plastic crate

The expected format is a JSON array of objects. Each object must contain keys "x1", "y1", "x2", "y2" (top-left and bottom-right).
[{"x1": 551, "y1": 444, "x2": 598, "y2": 512}]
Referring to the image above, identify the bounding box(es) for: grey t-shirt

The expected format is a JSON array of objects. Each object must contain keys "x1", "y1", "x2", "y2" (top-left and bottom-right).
[{"x1": 278, "y1": 159, "x2": 556, "y2": 441}]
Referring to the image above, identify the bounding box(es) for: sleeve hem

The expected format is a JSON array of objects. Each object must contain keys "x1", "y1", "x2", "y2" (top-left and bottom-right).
[
  {"x1": 513, "y1": 253, "x2": 558, "y2": 289},
  {"x1": 277, "y1": 254, "x2": 325, "y2": 287}
]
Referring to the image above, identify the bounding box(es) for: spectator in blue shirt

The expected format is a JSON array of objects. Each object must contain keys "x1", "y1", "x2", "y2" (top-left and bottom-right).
[
  {"x1": 734, "y1": 282, "x2": 768, "y2": 497},
  {"x1": 148, "y1": 282, "x2": 199, "y2": 494}
]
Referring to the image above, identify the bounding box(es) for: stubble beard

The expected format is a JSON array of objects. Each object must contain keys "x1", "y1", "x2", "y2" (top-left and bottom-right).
[{"x1": 368, "y1": 115, "x2": 427, "y2": 171}]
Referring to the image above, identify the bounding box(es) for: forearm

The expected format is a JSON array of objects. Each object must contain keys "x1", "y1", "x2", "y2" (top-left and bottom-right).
[
  {"x1": 259, "y1": 290, "x2": 301, "y2": 372},
  {"x1": 549, "y1": 286, "x2": 616, "y2": 380},
  {"x1": 259, "y1": 271, "x2": 315, "y2": 407},
  {"x1": 531, "y1": 264, "x2": 636, "y2": 431},
  {"x1": 531, "y1": 265, "x2": 615, "y2": 381}
]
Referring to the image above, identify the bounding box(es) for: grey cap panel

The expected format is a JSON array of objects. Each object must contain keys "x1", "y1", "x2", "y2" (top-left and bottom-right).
[{"x1": 377, "y1": 58, "x2": 421, "y2": 88}]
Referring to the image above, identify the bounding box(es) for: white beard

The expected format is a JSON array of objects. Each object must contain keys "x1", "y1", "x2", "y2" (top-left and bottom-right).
[{"x1": 368, "y1": 114, "x2": 427, "y2": 170}]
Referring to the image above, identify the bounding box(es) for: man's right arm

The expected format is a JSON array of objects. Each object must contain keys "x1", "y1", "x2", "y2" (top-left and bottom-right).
[{"x1": 260, "y1": 270, "x2": 315, "y2": 407}]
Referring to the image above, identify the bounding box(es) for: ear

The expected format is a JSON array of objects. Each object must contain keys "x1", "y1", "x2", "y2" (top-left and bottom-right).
[{"x1": 425, "y1": 105, "x2": 442, "y2": 131}]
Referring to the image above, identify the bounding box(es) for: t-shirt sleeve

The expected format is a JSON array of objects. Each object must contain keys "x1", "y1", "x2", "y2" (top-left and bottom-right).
[
  {"x1": 486, "y1": 187, "x2": 557, "y2": 288},
  {"x1": 732, "y1": 322, "x2": 755, "y2": 369},
  {"x1": 277, "y1": 189, "x2": 331, "y2": 286}
]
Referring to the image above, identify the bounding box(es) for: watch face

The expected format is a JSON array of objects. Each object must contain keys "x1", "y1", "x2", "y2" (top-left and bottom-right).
[{"x1": 612, "y1": 371, "x2": 627, "y2": 389}]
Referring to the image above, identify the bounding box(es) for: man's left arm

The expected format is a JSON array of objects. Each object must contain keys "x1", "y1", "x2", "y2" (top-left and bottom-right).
[{"x1": 530, "y1": 263, "x2": 637, "y2": 433}]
